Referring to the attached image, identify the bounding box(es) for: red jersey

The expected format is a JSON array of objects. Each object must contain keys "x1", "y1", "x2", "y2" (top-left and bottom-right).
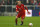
[
  {"x1": 16, "y1": 4, "x2": 28, "y2": 13},
  {"x1": 16, "y1": 4, "x2": 28, "y2": 18}
]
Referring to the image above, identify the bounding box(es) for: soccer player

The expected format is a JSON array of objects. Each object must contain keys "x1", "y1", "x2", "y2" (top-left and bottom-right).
[{"x1": 15, "y1": 1, "x2": 30, "y2": 25}]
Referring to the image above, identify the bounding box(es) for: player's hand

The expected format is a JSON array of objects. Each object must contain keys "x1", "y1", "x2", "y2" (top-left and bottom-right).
[
  {"x1": 28, "y1": 11, "x2": 30, "y2": 14},
  {"x1": 17, "y1": 11, "x2": 19, "y2": 14},
  {"x1": 17, "y1": 11, "x2": 19, "y2": 12}
]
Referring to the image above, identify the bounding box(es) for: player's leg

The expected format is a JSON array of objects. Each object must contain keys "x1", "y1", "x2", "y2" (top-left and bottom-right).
[
  {"x1": 20, "y1": 13, "x2": 25, "y2": 25},
  {"x1": 20, "y1": 18, "x2": 24, "y2": 25},
  {"x1": 15, "y1": 16, "x2": 18, "y2": 25},
  {"x1": 15, "y1": 13, "x2": 20, "y2": 25},
  {"x1": 21, "y1": 15, "x2": 25, "y2": 25}
]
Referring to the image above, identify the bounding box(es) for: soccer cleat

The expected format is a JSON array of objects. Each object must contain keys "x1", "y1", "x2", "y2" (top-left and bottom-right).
[
  {"x1": 16, "y1": 24, "x2": 17, "y2": 25},
  {"x1": 20, "y1": 24, "x2": 23, "y2": 25}
]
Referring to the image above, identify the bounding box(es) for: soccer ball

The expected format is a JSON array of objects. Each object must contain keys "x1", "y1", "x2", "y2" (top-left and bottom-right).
[{"x1": 29, "y1": 23, "x2": 33, "y2": 27}]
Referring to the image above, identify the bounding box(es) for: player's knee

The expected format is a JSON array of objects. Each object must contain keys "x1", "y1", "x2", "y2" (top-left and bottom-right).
[
  {"x1": 21, "y1": 17, "x2": 25, "y2": 19},
  {"x1": 21, "y1": 19, "x2": 23, "y2": 21},
  {"x1": 21, "y1": 20, "x2": 23, "y2": 21}
]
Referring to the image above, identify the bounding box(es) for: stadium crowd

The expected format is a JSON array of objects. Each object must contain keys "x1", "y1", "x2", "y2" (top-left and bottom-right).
[
  {"x1": 0, "y1": 0, "x2": 40, "y2": 12},
  {"x1": 0, "y1": 0, "x2": 40, "y2": 5}
]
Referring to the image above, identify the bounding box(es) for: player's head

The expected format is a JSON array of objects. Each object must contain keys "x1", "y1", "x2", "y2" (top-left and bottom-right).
[{"x1": 17, "y1": 1, "x2": 21, "y2": 6}]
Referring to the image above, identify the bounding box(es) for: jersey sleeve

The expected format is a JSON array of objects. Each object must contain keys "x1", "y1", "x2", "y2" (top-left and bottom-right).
[
  {"x1": 16, "y1": 5, "x2": 19, "y2": 12},
  {"x1": 24, "y1": 5, "x2": 28, "y2": 11}
]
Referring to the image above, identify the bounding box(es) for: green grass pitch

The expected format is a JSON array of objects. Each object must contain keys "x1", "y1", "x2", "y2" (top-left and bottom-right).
[{"x1": 0, "y1": 16, "x2": 40, "y2": 27}]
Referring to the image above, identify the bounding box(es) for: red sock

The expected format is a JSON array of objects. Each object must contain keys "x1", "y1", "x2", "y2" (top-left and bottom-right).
[{"x1": 15, "y1": 19, "x2": 17, "y2": 24}]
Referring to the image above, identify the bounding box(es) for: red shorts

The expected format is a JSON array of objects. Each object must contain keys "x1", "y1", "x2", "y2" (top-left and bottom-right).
[{"x1": 17, "y1": 12, "x2": 25, "y2": 19}]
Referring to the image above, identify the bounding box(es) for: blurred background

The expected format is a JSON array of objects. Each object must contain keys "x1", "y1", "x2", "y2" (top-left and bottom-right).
[{"x1": 0, "y1": 0, "x2": 40, "y2": 16}]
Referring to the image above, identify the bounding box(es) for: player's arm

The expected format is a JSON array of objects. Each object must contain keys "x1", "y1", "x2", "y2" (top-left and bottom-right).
[
  {"x1": 16, "y1": 5, "x2": 19, "y2": 14},
  {"x1": 24, "y1": 6, "x2": 30, "y2": 13},
  {"x1": 24, "y1": 6, "x2": 28, "y2": 11}
]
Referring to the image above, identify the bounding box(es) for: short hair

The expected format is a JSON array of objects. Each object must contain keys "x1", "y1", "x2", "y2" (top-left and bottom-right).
[{"x1": 16, "y1": 1, "x2": 21, "y2": 3}]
